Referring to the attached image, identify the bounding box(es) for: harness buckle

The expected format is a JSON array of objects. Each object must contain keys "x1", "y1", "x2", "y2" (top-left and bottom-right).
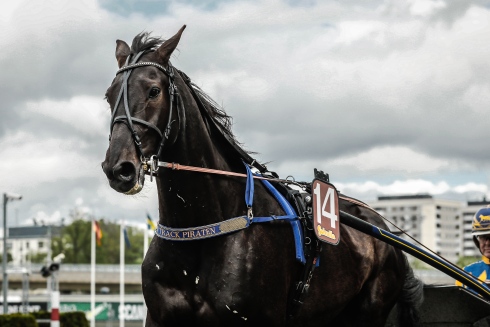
[
  {"x1": 168, "y1": 65, "x2": 175, "y2": 78},
  {"x1": 149, "y1": 155, "x2": 159, "y2": 182},
  {"x1": 133, "y1": 133, "x2": 142, "y2": 147},
  {"x1": 142, "y1": 157, "x2": 148, "y2": 173},
  {"x1": 247, "y1": 207, "x2": 253, "y2": 221}
]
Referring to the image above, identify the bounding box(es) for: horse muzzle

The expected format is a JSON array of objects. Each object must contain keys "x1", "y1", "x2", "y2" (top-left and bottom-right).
[{"x1": 102, "y1": 160, "x2": 145, "y2": 195}]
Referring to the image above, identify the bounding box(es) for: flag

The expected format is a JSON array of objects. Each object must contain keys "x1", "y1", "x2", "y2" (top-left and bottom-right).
[
  {"x1": 146, "y1": 213, "x2": 156, "y2": 231},
  {"x1": 93, "y1": 220, "x2": 103, "y2": 246},
  {"x1": 123, "y1": 227, "x2": 131, "y2": 248}
]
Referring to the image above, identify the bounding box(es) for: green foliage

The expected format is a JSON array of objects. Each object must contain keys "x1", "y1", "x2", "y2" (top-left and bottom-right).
[
  {"x1": 30, "y1": 310, "x2": 50, "y2": 319},
  {"x1": 0, "y1": 313, "x2": 37, "y2": 327},
  {"x1": 50, "y1": 208, "x2": 145, "y2": 264},
  {"x1": 3, "y1": 311, "x2": 89, "y2": 327},
  {"x1": 31, "y1": 310, "x2": 50, "y2": 327},
  {"x1": 29, "y1": 252, "x2": 47, "y2": 264},
  {"x1": 0, "y1": 253, "x2": 13, "y2": 263},
  {"x1": 60, "y1": 311, "x2": 89, "y2": 327},
  {"x1": 457, "y1": 255, "x2": 480, "y2": 268},
  {"x1": 409, "y1": 258, "x2": 431, "y2": 270}
]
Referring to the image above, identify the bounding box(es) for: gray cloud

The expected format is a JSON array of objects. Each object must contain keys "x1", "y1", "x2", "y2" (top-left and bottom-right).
[{"x1": 1, "y1": 0, "x2": 490, "y2": 226}]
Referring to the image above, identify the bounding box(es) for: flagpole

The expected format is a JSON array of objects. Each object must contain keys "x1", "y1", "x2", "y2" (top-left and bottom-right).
[
  {"x1": 143, "y1": 222, "x2": 148, "y2": 327},
  {"x1": 120, "y1": 220, "x2": 125, "y2": 327},
  {"x1": 90, "y1": 218, "x2": 96, "y2": 327},
  {"x1": 143, "y1": 213, "x2": 156, "y2": 327},
  {"x1": 143, "y1": 226, "x2": 148, "y2": 259}
]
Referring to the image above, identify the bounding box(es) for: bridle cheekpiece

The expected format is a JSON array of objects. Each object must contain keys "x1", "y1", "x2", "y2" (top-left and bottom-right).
[{"x1": 109, "y1": 51, "x2": 179, "y2": 181}]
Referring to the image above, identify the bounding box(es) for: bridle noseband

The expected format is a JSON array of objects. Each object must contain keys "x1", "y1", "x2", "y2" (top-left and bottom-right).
[{"x1": 109, "y1": 51, "x2": 179, "y2": 179}]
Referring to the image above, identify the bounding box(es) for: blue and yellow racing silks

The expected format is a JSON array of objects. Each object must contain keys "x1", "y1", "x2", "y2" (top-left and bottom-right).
[{"x1": 456, "y1": 256, "x2": 490, "y2": 293}]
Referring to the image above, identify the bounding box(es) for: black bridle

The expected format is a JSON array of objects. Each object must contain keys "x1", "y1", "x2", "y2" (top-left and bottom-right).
[
  {"x1": 109, "y1": 50, "x2": 273, "y2": 178},
  {"x1": 109, "y1": 51, "x2": 179, "y2": 178}
]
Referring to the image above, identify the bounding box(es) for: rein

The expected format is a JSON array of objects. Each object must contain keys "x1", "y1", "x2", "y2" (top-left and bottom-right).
[
  {"x1": 145, "y1": 159, "x2": 381, "y2": 214},
  {"x1": 145, "y1": 159, "x2": 304, "y2": 187}
]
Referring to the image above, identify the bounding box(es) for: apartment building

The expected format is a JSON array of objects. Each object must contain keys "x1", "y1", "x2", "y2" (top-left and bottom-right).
[
  {"x1": 0, "y1": 226, "x2": 61, "y2": 266},
  {"x1": 368, "y1": 194, "x2": 463, "y2": 264}
]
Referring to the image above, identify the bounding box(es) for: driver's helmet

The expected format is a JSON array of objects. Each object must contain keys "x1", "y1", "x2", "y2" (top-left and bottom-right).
[{"x1": 472, "y1": 205, "x2": 490, "y2": 236}]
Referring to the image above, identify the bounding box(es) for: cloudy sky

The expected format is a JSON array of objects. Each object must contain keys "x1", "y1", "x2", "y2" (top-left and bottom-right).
[{"x1": 1, "y1": 0, "x2": 490, "y2": 228}]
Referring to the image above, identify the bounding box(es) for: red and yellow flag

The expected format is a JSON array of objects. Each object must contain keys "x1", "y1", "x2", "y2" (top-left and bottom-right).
[{"x1": 93, "y1": 220, "x2": 103, "y2": 246}]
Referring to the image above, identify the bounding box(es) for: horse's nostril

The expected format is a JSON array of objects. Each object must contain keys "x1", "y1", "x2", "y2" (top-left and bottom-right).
[{"x1": 113, "y1": 162, "x2": 136, "y2": 182}]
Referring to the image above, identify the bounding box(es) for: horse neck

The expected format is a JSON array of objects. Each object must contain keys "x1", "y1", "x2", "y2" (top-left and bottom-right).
[{"x1": 155, "y1": 95, "x2": 246, "y2": 228}]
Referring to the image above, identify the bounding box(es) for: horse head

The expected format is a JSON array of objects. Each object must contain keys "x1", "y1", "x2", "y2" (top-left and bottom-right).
[{"x1": 101, "y1": 25, "x2": 186, "y2": 194}]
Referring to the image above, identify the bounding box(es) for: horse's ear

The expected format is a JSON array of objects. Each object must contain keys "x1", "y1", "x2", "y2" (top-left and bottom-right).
[
  {"x1": 156, "y1": 25, "x2": 186, "y2": 64},
  {"x1": 115, "y1": 40, "x2": 130, "y2": 68}
]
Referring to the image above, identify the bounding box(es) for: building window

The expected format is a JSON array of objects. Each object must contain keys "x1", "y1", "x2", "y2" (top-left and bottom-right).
[{"x1": 38, "y1": 241, "x2": 43, "y2": 249}]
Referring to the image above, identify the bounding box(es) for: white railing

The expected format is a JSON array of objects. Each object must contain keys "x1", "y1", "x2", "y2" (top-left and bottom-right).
[{"x1": 7, "y1": 264, "x2": 141, "y2": 274}]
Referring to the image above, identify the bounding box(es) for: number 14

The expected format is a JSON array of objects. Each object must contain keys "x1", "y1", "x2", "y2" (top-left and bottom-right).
[{"x1": 313, "y1": 183, "x2": 338, "y2": 228}]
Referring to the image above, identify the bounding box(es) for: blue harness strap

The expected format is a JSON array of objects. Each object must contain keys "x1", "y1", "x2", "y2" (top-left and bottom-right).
[
  {"x1": 155, "y1": 163, "x2": 307, "y2": 264},
  {"x1": 244, "y1": 161, "x2": 254, "y2": 209},
  {"x1": 258, "y1": 178, "x2": 306, "y2": 264}
]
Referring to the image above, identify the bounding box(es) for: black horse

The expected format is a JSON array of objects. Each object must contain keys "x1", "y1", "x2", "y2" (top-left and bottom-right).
[{"x1": 101, "y1": 25, "x2": 424, "y2": 327}]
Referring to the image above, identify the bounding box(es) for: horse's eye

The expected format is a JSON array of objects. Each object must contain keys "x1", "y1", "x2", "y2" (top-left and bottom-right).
[{"x1": 149, "y1": 87, "x2": 160, "y2": 99}]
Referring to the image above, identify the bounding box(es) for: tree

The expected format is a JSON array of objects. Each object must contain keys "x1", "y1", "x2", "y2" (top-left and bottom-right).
[
  {"x1": 89, "y1": 219, "x2": 144, "y2": 264},
  {"x1": 457, "y1": 255, "x2": 480, "y2": 268},
  {"x1": 50, "y1": 208, "x2": 145, "y2": 264},
  {"x1": 50, "y1": 208, "x2": 92, "y2": 264},
  {"x1": 0, "y1": 253, "x2": 13, "y2": 263},
  {"x1": 29, "y1": 252, "x2": 47, "y2": 264}
]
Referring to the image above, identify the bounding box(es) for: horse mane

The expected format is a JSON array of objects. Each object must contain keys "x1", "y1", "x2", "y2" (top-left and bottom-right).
[
  {"x1": 188, "y1": 83, "x2": 241, "y2": 148},
  {"x1": 130, "y1": 31, "x2": 164, "y2": 55},
  {"x1": 130, "y1": 31, "x2": 246, "y2": 153}
]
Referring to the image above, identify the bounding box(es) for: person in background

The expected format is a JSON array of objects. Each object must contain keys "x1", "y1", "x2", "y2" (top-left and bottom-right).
[{"x1": 456, "y1": 205, "x2": 490, "y2": 289}]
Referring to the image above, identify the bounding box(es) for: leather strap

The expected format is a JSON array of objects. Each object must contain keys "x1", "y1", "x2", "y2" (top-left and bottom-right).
[{"x1": 109, "y1": 51, "x2": 179, "y2": 164}]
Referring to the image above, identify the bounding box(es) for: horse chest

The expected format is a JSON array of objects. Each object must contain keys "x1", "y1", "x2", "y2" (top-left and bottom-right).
[
  {"x1": 144, "y1": 264, "x2": 258, "y2": 325},
  {"x1": 143, "y1": 238, "x2": 273, "y2": 325}
]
